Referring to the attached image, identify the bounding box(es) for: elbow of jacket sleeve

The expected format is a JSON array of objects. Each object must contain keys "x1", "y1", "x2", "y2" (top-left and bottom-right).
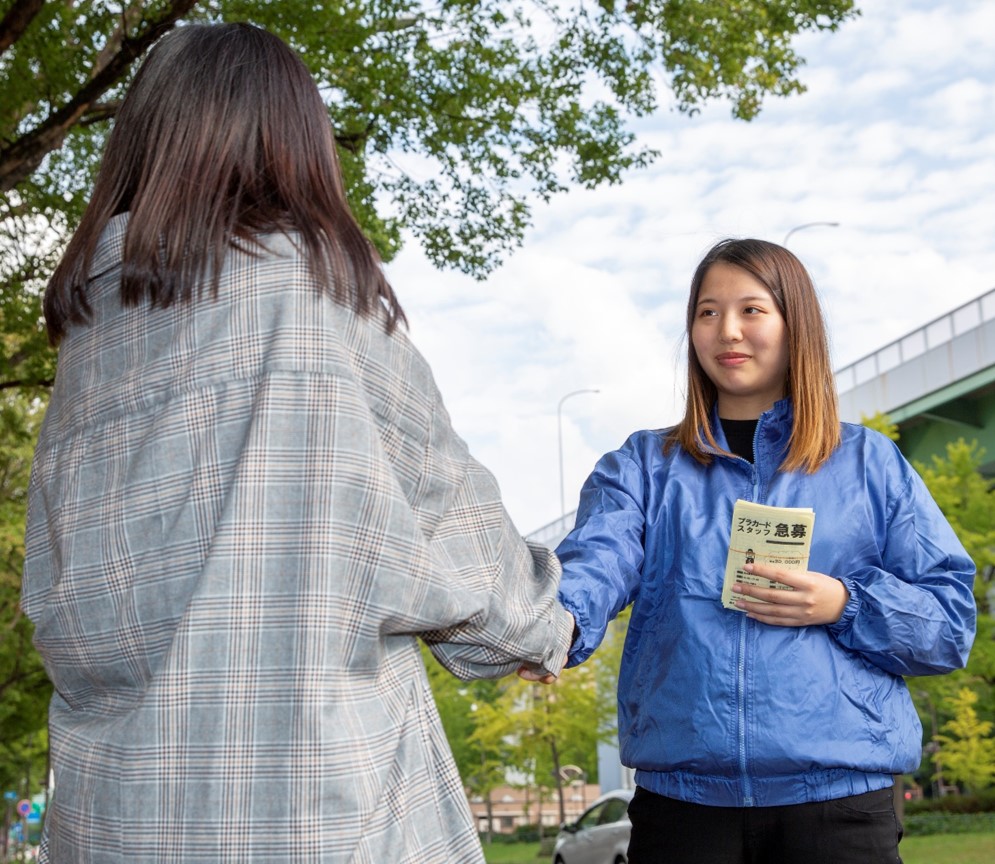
[{"x1": 829, "y1": 569, "x2": 977, "y2": 676}]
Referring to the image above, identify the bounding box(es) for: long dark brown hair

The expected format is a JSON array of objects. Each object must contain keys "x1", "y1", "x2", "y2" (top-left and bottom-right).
[
  {"x1": 666, "y1": 238, "x2": 840, "y2": 473},
  {"x1": 44, "y1": 22, "x2": 405, "y2": 342}
]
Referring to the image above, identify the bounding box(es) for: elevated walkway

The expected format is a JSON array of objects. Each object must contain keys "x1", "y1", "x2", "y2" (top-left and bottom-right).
[{"x1": 835, "y1": 287, "x2": 995, "y2": 473}]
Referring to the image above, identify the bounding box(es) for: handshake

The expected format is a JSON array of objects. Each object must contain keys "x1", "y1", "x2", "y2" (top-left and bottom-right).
[{"x1": 517, "y1": 611, "x2": 577, "y2": 684}]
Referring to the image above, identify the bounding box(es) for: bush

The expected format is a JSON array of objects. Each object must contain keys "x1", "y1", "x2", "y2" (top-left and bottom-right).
[
  {"x1": 902, "y1": 811, "x2": 995, "y2": 837},
  {"x1": 480, "y1": 832, "x2": 519, "y2": 846},
  {"x1": 513, "y1": 824, "x2": 541, "y2": 843},
  {"x1": 905, "y1": 790, "x2": 995, "y2": 815},
  {"x1": 479, "y1": 824, "x2": 547, "y2": 845}
]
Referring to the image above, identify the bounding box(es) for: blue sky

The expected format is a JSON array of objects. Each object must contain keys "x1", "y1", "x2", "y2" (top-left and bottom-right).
[{"x1": 385, "y1": 0, "x2": 995, "y2": 533}]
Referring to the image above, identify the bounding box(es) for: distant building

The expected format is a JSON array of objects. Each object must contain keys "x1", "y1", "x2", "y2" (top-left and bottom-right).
[{"x1": 466, "y1": 783, "x2": 602, "y2": 834}]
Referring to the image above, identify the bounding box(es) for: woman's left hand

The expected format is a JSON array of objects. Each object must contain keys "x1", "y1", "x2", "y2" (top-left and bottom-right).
[{"x1": 733, "y1": 563, "x2": 848, "y2": 626}]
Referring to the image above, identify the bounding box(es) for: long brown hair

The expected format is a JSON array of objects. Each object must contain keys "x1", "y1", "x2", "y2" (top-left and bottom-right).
[
  {"x1": 44, "y1": 23, "x2": 405, "y2": 342},
  {"x1": 666, "y1": 238, "x2": 840, "y2": 473}
]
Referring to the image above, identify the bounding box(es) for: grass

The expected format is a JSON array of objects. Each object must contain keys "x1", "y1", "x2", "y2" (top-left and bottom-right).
[
  {"x1": 899, "y1": 832, "x2": 995, "y2": 864},
  {"x1": 481, "y1": 841, "x2": 541, "y2": 864},
  {"x1": 480, "y1": 833, "x2": 995, "y2": 864}
]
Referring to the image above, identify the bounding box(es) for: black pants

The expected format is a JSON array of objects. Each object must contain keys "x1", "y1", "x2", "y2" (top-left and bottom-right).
[{"x1": 626, "y1": 786, "x2": 903, "y2": 864}]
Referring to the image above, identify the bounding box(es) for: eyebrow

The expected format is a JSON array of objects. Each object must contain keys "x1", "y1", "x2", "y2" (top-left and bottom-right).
[{"x1": 696, "y1": 294, "x2": 773, "y2": 306}]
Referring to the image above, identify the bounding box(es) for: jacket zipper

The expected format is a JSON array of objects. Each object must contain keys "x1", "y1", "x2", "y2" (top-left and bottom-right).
[
  {"x1": 737, "y1": 428, "x2": 765, "y2": 807},
  {"x1": 721, "y1": 413, "x2": 774, "y2": 807},
  {"x1": 737, "y1": 611, "x2": 753, "y2": 807}
]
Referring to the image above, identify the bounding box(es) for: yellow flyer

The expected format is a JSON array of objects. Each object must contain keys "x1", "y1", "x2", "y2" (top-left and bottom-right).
[{"x1": 721, "y1": 499, "x2": 815, "y2": 610}]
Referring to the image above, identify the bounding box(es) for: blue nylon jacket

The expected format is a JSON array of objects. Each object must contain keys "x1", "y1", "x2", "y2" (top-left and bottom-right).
[{"x1": 556, "y1": 399, "x2": 976, "y2": 807}]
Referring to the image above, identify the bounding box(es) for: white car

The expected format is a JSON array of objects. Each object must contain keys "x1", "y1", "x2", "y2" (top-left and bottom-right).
[{"x1": 551, "y1": 788, "x2": 634, "y2": 864}]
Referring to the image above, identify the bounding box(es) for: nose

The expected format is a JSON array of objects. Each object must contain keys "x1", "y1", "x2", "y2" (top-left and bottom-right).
[{"x1": 719, "y1": 314, "x2": 742, "y2": 344}]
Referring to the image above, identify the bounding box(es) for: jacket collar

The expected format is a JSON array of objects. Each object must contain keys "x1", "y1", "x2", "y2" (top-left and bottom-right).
[{"x1": 707, "y1": 398, "x2": 793, "y2": 467}]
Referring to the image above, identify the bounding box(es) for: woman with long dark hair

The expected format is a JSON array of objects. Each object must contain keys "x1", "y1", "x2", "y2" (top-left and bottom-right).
[{"x1": 25, "y1": 23, "x2": 573, "y2": 863}]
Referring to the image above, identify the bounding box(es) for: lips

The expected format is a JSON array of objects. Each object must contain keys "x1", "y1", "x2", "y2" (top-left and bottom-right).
[{"x1": 716, "y1": 352, "x2": 750, "y2": 366}]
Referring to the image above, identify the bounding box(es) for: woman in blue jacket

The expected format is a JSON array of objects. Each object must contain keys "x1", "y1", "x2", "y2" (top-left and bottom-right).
[{"x1": 553, "y1": 238, "x2": 976, "y2": 863}]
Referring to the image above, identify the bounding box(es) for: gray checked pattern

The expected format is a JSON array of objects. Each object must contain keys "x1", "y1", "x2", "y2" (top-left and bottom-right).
[{"x1": 23, "y1": 214, "x2": 573, "y2": 863}]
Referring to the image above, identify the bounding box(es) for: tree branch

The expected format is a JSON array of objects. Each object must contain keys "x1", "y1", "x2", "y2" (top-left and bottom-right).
[
  {"x1": 371, "y1": 15, "x2": 422, "y2": 34},
  {"x1": 92, "y1": 0, "x2": 146, "y2": 81},
  {"x1": 80, "y1": 100, "x2": 123, "y2": 126},
  {"x1": 0, "y1": 0, "x2": 45, "y2": 58},
  {"x1": 0, "y1": 378, "x2": 54, "y2": 392},
  {"x1": 335, "y1": 118, "x2": 378, "y2": 155},
  {"x1": 0, "y1": 665, "x2": 50, "y2": 702},
  {"x1": 0, "y1": 0, "x2": 201, "y2": 193}
]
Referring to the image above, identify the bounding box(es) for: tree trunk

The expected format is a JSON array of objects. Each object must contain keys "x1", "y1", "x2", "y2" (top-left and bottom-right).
[
  {"x1": 550, "y1": 736, "x2": 566, "y2": 826},
  {"x1": 0, "y1": 0, "x2": 46, "y2": 57},
  {"x1": 484, "y1": 790, "x2": 493, "y2": 844},
  {"x1": 0, "y1": 0, "x2": 199, "y2": 193}
]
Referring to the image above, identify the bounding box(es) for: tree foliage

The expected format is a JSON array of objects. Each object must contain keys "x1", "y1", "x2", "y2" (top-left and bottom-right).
[
  {"x1": 0, "y1": 0, "x2": 859, "y2": 261},
  {"x1": 0, "y1": 390, "x2": 50, "y2": 794},
  {"x1": 914, "y1": 439, "x2": 995, "y2": 607},
  {"x1": 0, "y1": 0, "x2": 858, "y2": 390},
  {"x1": 425, "y1": 605, "x2": 627, "y2": 831},
  {"x1": 861, "y1": 411, "x2": 900, "y2": 441},
  {"x1": 934, "y1": 687, "x2": 995, "y2": 793},
  {"x1": 468, "y1": 665, "x2": 613, "y2": 827},
  {"x1": 913, "y1": 439, "x2": 995, "y2": 725}
]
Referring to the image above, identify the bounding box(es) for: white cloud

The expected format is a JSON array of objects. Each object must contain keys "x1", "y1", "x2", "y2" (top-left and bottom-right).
[
  {"x1": 389, "y1": 0, "x2": 995, "y2": 533},
  {"x1": 921, "y1": 78, "x2": 995, "y2": 128}
]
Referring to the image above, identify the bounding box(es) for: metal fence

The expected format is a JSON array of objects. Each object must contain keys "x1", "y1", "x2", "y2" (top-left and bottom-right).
[{"x1": 835, "y1": 287, "x2": 995, "y2": 395}]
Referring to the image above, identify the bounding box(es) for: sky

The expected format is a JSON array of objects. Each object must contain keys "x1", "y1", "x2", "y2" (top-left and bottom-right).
[{"x1": 384, "y1": 0, "x2": 995, "y2": 535}]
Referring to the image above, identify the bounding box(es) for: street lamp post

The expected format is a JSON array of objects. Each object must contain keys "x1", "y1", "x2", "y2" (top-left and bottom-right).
[
  {"x1": 783, "y1": 221, "x2": 840, "y2": 246},
  {"x1": 557, "y1": 389, "x2": 599, "y2": 517}
]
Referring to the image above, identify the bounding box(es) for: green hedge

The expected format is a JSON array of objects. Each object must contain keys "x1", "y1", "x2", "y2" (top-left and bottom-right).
[
  {"x1": 480, "y1": 824, "x2": 546, "y2": 844},
  {"x1": 905, "y1": 791, "x2": 995, "y2": 815},
  {"x1": 903, "y1": 811, "x2": 995, "y2": 837}
]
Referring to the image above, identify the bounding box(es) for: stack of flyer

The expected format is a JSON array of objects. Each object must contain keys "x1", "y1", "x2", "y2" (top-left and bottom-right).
[{"x1": 721, "y1": 499, "x2": 815, "y2": 611}]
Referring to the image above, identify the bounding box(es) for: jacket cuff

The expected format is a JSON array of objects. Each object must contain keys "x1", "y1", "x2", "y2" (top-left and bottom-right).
[
  {"x1": 538, "y1": 605, "x2": 577, "y2": 677},
  {"x1": 559, "y1": 598, "x2": 596, "y2": 668},
  {"x1": 828, "y1": 574, "x2": 859, "y2": 635}
]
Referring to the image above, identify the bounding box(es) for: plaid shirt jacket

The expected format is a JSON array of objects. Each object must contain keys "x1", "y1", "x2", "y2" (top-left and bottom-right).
[{"x1": 23, "y1": 215, "x2": 573, "y2": 863}]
